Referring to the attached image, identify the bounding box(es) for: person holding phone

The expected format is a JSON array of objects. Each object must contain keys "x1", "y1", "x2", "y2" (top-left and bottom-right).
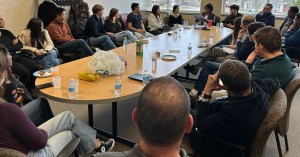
[
  {"x1": 190, "y1": 60, "x2": 280, "y2": 157},
  {"x1": 104, "y1": 8, "x2": 138, "y2": 44}
]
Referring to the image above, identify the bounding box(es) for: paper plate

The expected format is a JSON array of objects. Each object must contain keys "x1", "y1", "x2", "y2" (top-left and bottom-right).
[
  {"x1": 161, "y1": 55, "x2": 177, "y2": 60},
  {"x1": 33, "y1": 70, "x2": 52, "y2": 78}
]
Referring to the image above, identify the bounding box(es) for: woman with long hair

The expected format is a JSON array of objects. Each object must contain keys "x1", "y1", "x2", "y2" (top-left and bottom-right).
[
  {"x1": 147, "y1": 5, "x2": 164, "y2": 35},
  {"x1": 105, "y1": 8, "x2": 138, "y2": 44},
  {"x1": 19, "y1": 18, "x2": 59, "y2": 69},
  {"x1": 168, "y1": 5, "x2": 184, "y2": 27}
]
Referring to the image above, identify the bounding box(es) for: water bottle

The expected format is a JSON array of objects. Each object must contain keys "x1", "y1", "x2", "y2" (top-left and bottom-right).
[
  {"x1": 123, "y1": 37, "x2": 127, "y2": 50},
  {"x1": 216, "y1": 23, "x2": 220, "y2": 31},
  {"x1": 143, "y1": 70, "x2": 150, "y2": 86},
  {"x1": 202, "y1": 37, "x2": 207, "y2": 47},
  {"x1": 68, "y1": 79, "x2": 76, "y2": 99},
  {"x1": 220, "y1": 23, "x2": 224, "y2": 31},
  {"x1": 152, "y1": 53, "x2": 157, "y2": 70},
  {"x1": 187, "y1": 43, "x2": 192, "y2": 59},
  {"x1": 209, "y1": 33, "x2": 214, "y2": 46},
  {"x1": 114, "y1": 77, "x2": 122, "y2": 97}
]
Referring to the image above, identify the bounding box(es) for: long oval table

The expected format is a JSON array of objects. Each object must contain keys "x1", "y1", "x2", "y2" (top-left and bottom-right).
[{"x1": 36, "y1": 26, "x2": 232, "y2": 146}]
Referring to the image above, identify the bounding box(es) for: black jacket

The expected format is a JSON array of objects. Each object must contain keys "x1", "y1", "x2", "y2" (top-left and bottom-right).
[
  {"x1": 84, "y1": 15, "x2": 107, "y2": 38},
  {"x1": 0, "y1": 29, "x2": 23, "y2": 60}
]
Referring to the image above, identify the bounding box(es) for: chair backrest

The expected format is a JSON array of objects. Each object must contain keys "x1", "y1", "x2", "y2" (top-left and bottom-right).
[
  {"x1": 164, "y1": 16, "x2": 169, "y2": 25},
  {"x1": 277, "y1": 67, "x2": 300, "y2": 136},
  {"x1": 120, "y1": 13, "x2": 129, "y2": 26},
  {"x1": 249, "y1": 89, "x2": 287, "y2": 157},
  {"x1": 142, "y1": 17, "x2": 150, "y2": 32},
  {"x1": 0, "y1": 148, "x2": 26, "y2": 157}
]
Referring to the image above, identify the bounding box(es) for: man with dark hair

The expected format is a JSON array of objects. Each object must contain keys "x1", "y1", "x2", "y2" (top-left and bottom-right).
[
  {"x1": 284, "y1": 13, "x2": 300, "y2": 58},
  {"x1": 196, "y1": 3, "x2": 216, "y2": 25},
  {"x1": 84, "y1": 4, "x2": 116, "y2": 51},
  {"x1": 255, "y1": 3, "x2": 275, "y2": 26},
  {"x1": 190, "y1": 59, "x2": 280, "y2": 157},
  {"x1": 222, "y1": 4, "x2": 243, "y2": 29},
  {"x1": 189, "y1": 24, "x2": 294, "y2": 107},
  {"x1": 280, "y1": 6, "x2": 299, "y2": 34},
  {"x1": 97, "y1": 77, "x2": 193, "y2": 157},
  {"x1": 127, "y1": 3, "x2": 153, "y2": 40},
  {"x1": 47, "y1": 7, "x2": 94, "y2": 58}
]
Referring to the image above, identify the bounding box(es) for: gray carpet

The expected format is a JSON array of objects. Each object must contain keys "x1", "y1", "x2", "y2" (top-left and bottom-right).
[{"x1": 48, "y1": 81, "x2": 300, "y2": 157}]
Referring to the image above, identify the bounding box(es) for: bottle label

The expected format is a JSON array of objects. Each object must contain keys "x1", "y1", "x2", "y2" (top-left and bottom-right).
[
  {"x1": 143, "y1": 76, "x2": 150, "y2": 81},
  {"x1": 68, "y1": 87, "x2": 75, "y2": 92},
  {"x1": 115, "y1": 84, "x2": 122, "y2": 89}
]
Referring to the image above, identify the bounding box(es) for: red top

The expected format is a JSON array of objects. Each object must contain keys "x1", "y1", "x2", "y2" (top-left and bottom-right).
[
  {"x1": 0, "y1": 102, "x2": 48, "y2": 154},
  {"x1": 47, "y1": 20, "x2": 75, "y2": 44}
]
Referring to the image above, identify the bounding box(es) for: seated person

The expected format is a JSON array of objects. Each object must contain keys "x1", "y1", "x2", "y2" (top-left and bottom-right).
[
  {"x1": 280, "y1": 6, "x2": 299, "y2": 34},
  {"x1": 255, "y1": 3, "x2": 275, "y2": 26},
  {"x1": 185, "y1": 15, "x2": 256, "y2": 75},
  {"x1": 189, "y1": 26, "x2": 294, "y2": 105},
  {"x1": 127, "y1": 3, "x2": 154, "y2": 40},
  {"x1": 84, "y1": 4, "x2": 117, "y2": 50},
  {"x1": 19, "y1": 18, "x2": 59, "y2": 69},
  {"x1": 97, "y1": 76, "x2": 193, "y2": 157},
  {"x1": 147, "y1": 5, "x2": 165, "y2": 35},
  {"x1": 0, "y1": 45, "x2": 33, "y2": 106},
  {"x1": 0, "y1": 16, "x2": 40, "y2": 90},
  {"x1": 0, "y1": 62, "x2": 115, "y2": 156},
  {"x1": 284, "y1": 13, "x2": 300, "y2": 59},
  {"x1": 104, "y1": 8, "x2": 138, "y2": 44},
  {"x1": 48, "y1": 7, "x2": 94, "y2": 58},
  {"x1": 196, "y1": 3, "x2": 216, "y2": 25},
  {"x1": 222, "y1": 4, "x2": 243, "y2": 29},
  {"x1": 168, "y1": 5, "x2": 184, "y2": 27},
  {"x1": 190, "y1": 59, "x2": 280, "y2": 157}
]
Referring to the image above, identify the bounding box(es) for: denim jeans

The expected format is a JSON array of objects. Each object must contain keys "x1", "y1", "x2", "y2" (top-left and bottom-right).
[
  {"x1": 27, "y1": 111, "x2": 97, "y2": 157},
  {"x1": 194, "y1": 61, "x2": 220, "y2": 92},
  {"x1": 114, "y1": 30, "x2": 138, "y2": 43},
  {"x1": 133, "y1": 31, "x2": 154, "y2": 40},
  {"x1": 89, "y1": 35, "x2": 116, "y2": 51},
  {"x1": 22, "y1": 98, "x2": 54, "y2": 126},
  {"x1": 35, "y1": 48, "x2": 59, "y2": 69},
  {"x1": 194, "y1": 47, "x2": 230, "y2": 70},
  {"x1": 60, "y1": 39, "x2": 94, "y2": 58}
]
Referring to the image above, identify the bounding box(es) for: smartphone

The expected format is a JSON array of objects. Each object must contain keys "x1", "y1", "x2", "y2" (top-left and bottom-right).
[{"x1": 36, "y1": 82, "x2": 53, "y2": 90}]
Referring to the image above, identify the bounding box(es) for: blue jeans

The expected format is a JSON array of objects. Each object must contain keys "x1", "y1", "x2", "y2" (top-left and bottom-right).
[
  {"x1": 114, "y1": 31, "x2": 138, "y2": 43},
  {"x1": 60, "y1": 39, "x2": 94, "y2": 58},
  {"x1": 27, "y1": 111, "x2": 97, "y2": 157},
  {"x1": 35, "y1": 48, "x2": 59, "y2": 69},
  {"x1": 194, "y1": 61, "x2": 220, "y2": 92},
  {"x1": 89, "y1": 35, "x2": 116, "y2": 51}
]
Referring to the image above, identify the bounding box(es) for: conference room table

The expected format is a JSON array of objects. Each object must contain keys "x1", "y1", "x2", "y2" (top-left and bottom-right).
[{"x1": 36, "y1": 26, "x2": 232, "y2": 146}]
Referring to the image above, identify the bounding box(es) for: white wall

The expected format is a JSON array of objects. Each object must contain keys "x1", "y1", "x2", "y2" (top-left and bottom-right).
[{"x1": 85, "y1": 0, "x2": 136, "y2": 16}]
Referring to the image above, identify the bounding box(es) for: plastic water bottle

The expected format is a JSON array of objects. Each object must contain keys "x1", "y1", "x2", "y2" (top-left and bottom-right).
[
  {"x1": 209, "y1": 33, "x2": 214, "y2": 46},
  {"x1": 68, "y1": 79, "x2": 76, "y2": 99},
  {"x1": 143, "y1": 70, "x2": 150, "y2": 86},
  {"x1": 123, "y1": 37, "x2": 127, "y2": 50},
  {"x1": 152, "y1": 53, "x2": 157, "y2": 70},
  {"x1": 187, "y1": 43, "x2": 192, "y2": 59},
  {"x1": 114, "y1": 77, "x2": 122, "y2": 97},
  {"x1": 216, "y1": 23, "x2": 220, "y2": 31},
  {"x1": 202, "y1": 37, "x2": 207, "y2": 47},
  {"x1": 220, "y1": 23, "x2": 224, "y2": 31}
]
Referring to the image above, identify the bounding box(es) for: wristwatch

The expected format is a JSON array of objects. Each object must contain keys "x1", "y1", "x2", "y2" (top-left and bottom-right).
[{"x1": 199, "y1": 91, "x2": 212, "y2": 103}]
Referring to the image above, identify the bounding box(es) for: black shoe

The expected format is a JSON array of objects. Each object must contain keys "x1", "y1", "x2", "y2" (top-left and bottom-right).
[
  {"x1": 94, "y1": 138, "x2": 115, "y2": 153},
  {"x1": 184, "y1": 65, "x2": 199, "y2": 75}
]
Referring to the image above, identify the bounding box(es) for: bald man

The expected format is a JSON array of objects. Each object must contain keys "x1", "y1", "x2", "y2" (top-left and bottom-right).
[{"x1": 97, "y1": 77, "x2": 194, "y2": 157}]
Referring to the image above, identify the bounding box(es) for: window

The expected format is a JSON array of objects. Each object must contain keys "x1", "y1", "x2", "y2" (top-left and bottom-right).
[
  {"x1": 222, "y1": 0, "x2": 299, "y2": 17},
  {"x1": 141, "y1": 0, "x2": 201, "y2": 12}
]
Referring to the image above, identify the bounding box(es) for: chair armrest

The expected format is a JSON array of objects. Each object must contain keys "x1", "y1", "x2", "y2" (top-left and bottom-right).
[{"x1": 57, "y1": 137, "x2": 80, "y2": 157}]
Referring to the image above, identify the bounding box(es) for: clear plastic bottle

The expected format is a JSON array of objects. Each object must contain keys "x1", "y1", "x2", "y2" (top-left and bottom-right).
[
  {"x1": 68, "y1": 79, "x2": 76, "y2": 99},
  {"x1": 123, "y1": 37, "x2": 127, "y2": 50},
  {"x1": 143, "y1": 70, "x2": 150, "y2": 86},
  {"x1": 209, "y1": 33, "x2": 214, "y2": 46},
  {"x1": 202, "y1": 37, "x2": 207, "y2": 47},
  {"x1": 187, "y1": 43, "x2": 192, "y2": 59},
  {"x1": 216, "y1": 23, "x2": 220, "y2": 31},
  {"x1": 152, "y1": 53, "x2": 157, "y2": 70},
  {"x1": 220, "y1": 23, "x2": 224, "y2": 31},
  {"x1": 114, "y1": 77, "x2": 122, "y2": 97}
]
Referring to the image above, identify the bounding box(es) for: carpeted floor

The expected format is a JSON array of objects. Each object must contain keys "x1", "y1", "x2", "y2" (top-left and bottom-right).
[{"x1": 48, "y1": 80, "x2": 300, "y2": 157}]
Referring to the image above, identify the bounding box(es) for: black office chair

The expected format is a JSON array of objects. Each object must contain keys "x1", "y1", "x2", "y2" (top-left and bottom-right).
[{"x1": 282, "y1": 46, "x2": 300, "y2": 67}]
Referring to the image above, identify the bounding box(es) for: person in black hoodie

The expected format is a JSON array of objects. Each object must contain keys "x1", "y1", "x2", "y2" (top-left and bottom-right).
[
  {"x1": 0, "y1": 16, "x2": 40, "y2": 90},
  {"x1": 190, "y1": 59, "x2": 280, "y2": 157}
]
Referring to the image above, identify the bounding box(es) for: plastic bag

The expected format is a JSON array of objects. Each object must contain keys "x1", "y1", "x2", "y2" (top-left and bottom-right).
[{"x1": 88, "y1": 48, "x2": 125, "y2": 75}]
